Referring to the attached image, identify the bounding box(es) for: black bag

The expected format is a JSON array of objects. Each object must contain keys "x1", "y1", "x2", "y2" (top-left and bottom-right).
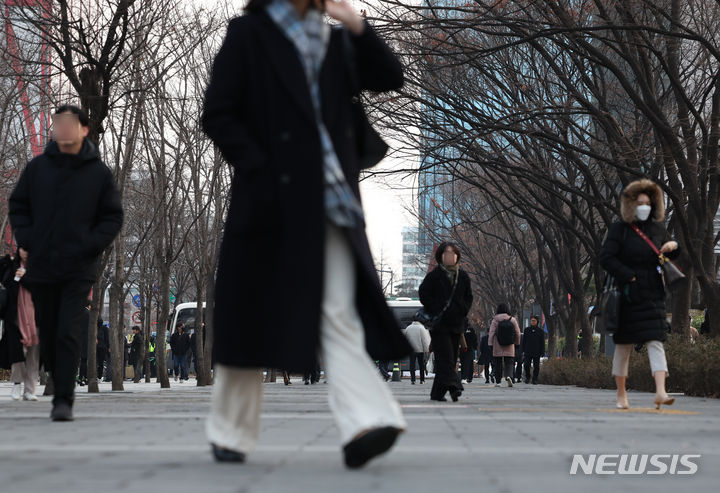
[
  {"x1": 598, "y1": 274, "x2": 621, "y2": 333},
  {"x1": 496, "y1": 318, "x2": 515, "y2": 346},
  {"x1": 0, "y1": 282, "x2": 7, "y2": 316},
  {"x1": 414, "y1": 274, "x2": 458, "y2": 331},
  {"x1": 341, "y1": 30, "x2": 389, "y2": 170}
]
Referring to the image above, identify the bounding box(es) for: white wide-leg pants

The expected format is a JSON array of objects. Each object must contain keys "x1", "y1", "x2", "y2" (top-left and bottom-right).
[{"x1": 206, "y1": 222, "x2": 406, "y2": 453}]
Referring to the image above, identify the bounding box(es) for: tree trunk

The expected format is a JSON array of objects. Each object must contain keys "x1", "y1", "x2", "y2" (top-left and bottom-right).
[
  {"x1": 194, "y1": 294, "x2": 207, "y2": 387},
  {"x1": 86, "y1": 276, "x2": 105, "y2": 393},
  {"x1": 671, "y1": 266, "x2": 693, "y2": 338},
  {"x1": 108, "y1": 279, "x2": 124, "y2": 391},
  {"x1": 155, "y1": 262, "x2": 171, "y2": 389}
]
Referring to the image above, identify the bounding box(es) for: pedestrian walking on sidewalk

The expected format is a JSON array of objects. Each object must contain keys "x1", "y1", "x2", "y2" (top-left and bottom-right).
[
  {"x1": 0, "y1": 249, "x2": 40, "y2": 401},
  {"x1": 513, "y1": 329, "x2": 523, "y2": 383},
  {"x1": 202, "y1": 0, "x2": 411, "y2": 469},
  {"x1": 419, "y1": 242, "x2": 474, "y2": 402},
  {"x1": 478, "y1": 331, "x2": 493, "y2": 383},
  {"x1": 9, "y1": 105, "x2": 123, "y2": 421},
  {"x1": 129, "y1": 326, "x2": 143, "y2": 382},
  {"x1": 404, "y1": 320, "x2": 430, "y2": 384},
  {"x1": 169, "y1": 324, "x2": 190, "y2": 382},
  {"x1": 522, "y1": 316, "x2": 545, "y2": 385},
  {"x1": 599, "y1": 179, "x2": 680, "y2": 410},
  {"x1": 460, "y1": 319, "x2": 478, "y2": 384},
  {"x1": 488, "y1": 304, "x2": 521, "y2": 388}
]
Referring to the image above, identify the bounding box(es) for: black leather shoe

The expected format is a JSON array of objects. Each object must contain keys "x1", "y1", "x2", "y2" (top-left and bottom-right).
[
  {"x1": 50, "y1": 401, "x2": 74, "y2": 422},
  {"x1": 450, "y1": 390, "x2": 461, "y2": 402},
  {"x1": 211, "y1": 444, "x2": 246, "y2": 463},
  {"x1": 343, "y1": 427, "x2": 402, "y2": 469}
]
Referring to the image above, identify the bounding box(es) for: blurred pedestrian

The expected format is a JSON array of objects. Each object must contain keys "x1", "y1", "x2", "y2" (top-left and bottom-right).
[
  {"x1": 202, "y1": 0, "x2": 410, "y2": 468},
  {"x1": 8, "y1": 104, "x2": 123, "y2": 421}
]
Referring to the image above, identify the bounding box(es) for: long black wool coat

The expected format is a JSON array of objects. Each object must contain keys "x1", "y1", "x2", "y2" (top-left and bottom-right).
[{"x1": 202, "y1": 12, "x2": 412, "y2": 372}]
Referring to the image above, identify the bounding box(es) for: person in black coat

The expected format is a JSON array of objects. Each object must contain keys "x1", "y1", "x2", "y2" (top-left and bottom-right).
[
  {"x1": 169, "y1": 324, "x2": 190, "y2": 381},
  {"x1": 419, "y1": 242, "x2": 474, "y2": 402},
  {"x1": 0, "y1": 254, "x2": 25, "y2": 372},
  {"x1": 478, "y1": 332, "x2": 493, "y2": 383},
  {"x1": 8, "y1": 105, "x2": 123, "y2": 421},
  {"x1": 129, "y1": 326, "x2": 143, "y2": 382},
  {"x1": 460, "y1": 319, "x2": 478, "y2": 383},
  {"x1": 522, "y1": 316, "x2": 545, "y2": 384},
  {"x1": 201, "y1": 0, "x2": 410, "y2": 468},
  {"x1": 513, "y1": 331, "x2": 523, "y2": 383},
  {"x1": 77, "y1": 303, "x2": 90, "y2": 386},
  {"x1": 96, "y1": 318, "x2": 109, "y2": 380},
  {"x1": 599, "y1": 179, "x2": 680, "y2": 410}
]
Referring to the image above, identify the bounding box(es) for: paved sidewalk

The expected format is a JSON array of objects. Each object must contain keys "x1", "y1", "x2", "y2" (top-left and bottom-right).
[{"x1": 0, "y1": 377, "x2": 717, "y2": 493}]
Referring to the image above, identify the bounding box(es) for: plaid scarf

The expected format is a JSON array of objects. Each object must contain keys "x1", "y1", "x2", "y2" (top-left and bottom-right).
[{"x1": 266, "y1": 0, "x2": 364, "y2": 228}]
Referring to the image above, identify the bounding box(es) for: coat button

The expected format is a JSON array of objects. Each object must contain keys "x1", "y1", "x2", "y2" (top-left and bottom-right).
[
  {"x1": 279, "y1": 131, "x2": 291, "y2": 142},
  {"x1": 279, "y1": 173, "x2": 291, "y2": 185}
]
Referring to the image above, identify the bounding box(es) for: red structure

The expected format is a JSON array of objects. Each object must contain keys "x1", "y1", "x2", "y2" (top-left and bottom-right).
[
  {"x1": 3, "y1": 0, "x2": 52, "y2": 250},
  {"x1": 3, "y1": 0, "x2": 52, "y2": 156}
]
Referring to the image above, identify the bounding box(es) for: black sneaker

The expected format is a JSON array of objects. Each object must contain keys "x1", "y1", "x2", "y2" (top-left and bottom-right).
[
  {"x1": 343, "y1": 427, "x2": 402, "y2": 469},
  {"x1": 211, "y1": 444, "x2": 246, "y2": 463},
  {"x1": 50, "y1": 401, "x2": 74, "y2": 422}
]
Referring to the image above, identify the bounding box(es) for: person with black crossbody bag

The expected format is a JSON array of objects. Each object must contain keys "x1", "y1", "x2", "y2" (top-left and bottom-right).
[
  {"x1": 599, "y1": 179, "x2": 681, "y2": 410},
  {"x1": 418, "y1": 242, "x2": 474, "y2": 402}
]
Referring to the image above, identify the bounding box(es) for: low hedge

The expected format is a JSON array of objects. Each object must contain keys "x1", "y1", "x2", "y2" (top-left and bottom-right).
[{"x1": 539, "y1": 334, "x2": 720, "y2": 398}]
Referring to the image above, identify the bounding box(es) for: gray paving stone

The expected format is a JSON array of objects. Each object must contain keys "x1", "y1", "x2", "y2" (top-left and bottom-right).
[{"x1": 0, "y1": 378, "x2": 717, "y2": 492}]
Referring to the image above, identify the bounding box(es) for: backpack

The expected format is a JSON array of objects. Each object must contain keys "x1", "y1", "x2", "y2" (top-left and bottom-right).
[{"x1": 496, "y1": 317, "x2": 515, "y2": 346}]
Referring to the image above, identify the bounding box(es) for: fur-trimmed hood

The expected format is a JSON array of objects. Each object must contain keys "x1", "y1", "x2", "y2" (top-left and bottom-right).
[{"x1": 620, "y1": 179, "x2": 665, "y2": 223}]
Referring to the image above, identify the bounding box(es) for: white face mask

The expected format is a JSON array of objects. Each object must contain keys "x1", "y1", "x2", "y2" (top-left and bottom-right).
[{"x1": 636, "y1": 205, "x2": 652, "y2": 221}]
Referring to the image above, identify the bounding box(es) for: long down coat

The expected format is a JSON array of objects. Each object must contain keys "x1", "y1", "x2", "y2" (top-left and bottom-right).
[
  {"x1": 598, "y1": 179, "x2": 680, "y2": 344},
  {"x1": 202, "y1": 13, "x2": 412, "y2": 372}
]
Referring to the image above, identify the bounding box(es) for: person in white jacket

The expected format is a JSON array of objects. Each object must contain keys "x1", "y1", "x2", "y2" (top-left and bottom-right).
[{"x1": 404, "y1": 321, "x2": 431, "y2": 384}]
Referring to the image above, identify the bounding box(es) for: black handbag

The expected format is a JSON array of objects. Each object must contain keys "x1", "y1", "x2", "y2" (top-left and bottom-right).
[
  {"x1": 341, "y1": 30, "x2": 390, "y2": 170},
  {"x1": 415, "y1": 274, "x2": 458, "y2": 330},
  {"x1": 0, "y1": 283, "x2": 6, "y2": 315},
  {"x1": 598, "y1": 274, "x2": 621, "y2": 333}
]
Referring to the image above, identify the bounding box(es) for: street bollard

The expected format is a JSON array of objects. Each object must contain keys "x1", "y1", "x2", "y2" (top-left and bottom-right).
[{"x1": 392, "y1": 361, "x2": 401, "y2": 382}]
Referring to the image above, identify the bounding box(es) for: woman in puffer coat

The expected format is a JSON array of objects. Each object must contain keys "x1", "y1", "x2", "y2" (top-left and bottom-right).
[{"x1": 599, "y1": 179, "x2": 680, "y2": 410}]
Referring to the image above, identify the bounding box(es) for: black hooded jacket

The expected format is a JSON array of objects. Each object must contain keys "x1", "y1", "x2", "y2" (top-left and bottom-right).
[{"x1": 8, "y1": 139, "x2": 124, "y2": 283}]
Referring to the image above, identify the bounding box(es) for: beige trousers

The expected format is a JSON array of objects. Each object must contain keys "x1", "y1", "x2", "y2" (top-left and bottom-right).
[
  {"x1": 206, "y1": 223, "x2": 406, "y2": 453},
  {"x1": 11, "y1": 344, "x2": 40, "y2": 395},
  {"x1": 611, "y1": 340, "x2": 668, "y2": 377}
]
